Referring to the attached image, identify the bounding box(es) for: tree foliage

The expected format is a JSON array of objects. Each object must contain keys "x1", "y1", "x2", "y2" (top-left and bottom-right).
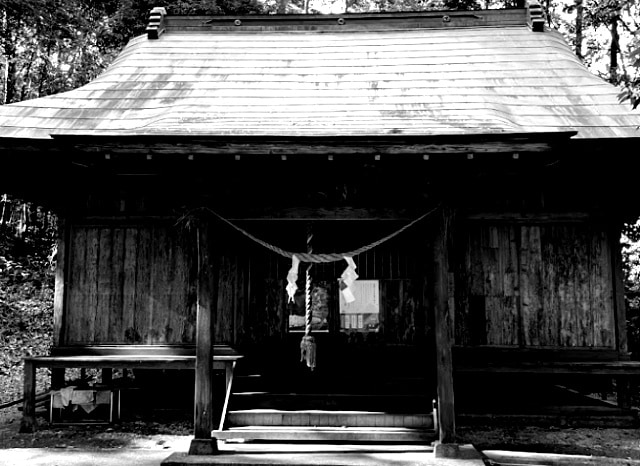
[
  {"x1": 547, "y1": 0, "x2": 640, "y2": 104},
  {"x1": 0, "y1": 196, "x2": 57, "y2": 404},
  {"x1": 622, "y1": 222, "x2": 640, "y2": 357}
]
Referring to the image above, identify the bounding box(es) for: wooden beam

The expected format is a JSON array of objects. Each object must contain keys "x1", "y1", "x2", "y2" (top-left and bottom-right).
[
  {"x1": 432, "y1": 207, "x2": 456, "y2": 444},
  {"x1": 611, "y1": 223, "x2": 628, "y2": 356},
  {"x1": 189, "y1": 221, "x2": 219, "y2": 455},
  {"x1": 463, "y1": 211, "x2": 593, "y2": 223},
  {"x1": 51, "y1": 218, "x2": 69, "y2": 391},
  {"x1": 56, "y1": 131, "x2": 576, "y2": 158},
  {"x1": 76, "y1": 208, "x2": 421, "y2": 222},
  {"x1": 53, "y1": 218, "x2": 69, "y2": 346}
]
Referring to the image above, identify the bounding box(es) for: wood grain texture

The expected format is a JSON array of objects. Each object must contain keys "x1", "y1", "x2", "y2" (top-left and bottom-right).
[
  {"x1": 0, "y1": 12, "x2": 638, "y2": 139},
  {"x1": 122, "y1": 228, "x2": 138, "y2": 343},
  {"x1": 610, "y1": 225, "x2": 628, "y2": 354},
  {"x1": 431, "y1": 208, "x2": 455, "y2": 443},
  {"x1": 52, "y1": 219, "x2": 68, "y2": 347},
  {"x1": 84, "y1": 228, "x2": 99, "y2": 344},
  {"x1": 134, "y1": 227, "x2": 152, "y2": 344},
  {"x1": 458, "y1": 222, "x2": 615, "y2": 349},
  {"x1": 66, "y1": 226, "x2": 87, "y2": 345},
  {"x1": 194, "y1": 222, "x2": 216, "y2": 441},
  {"x1": 64, "y1": 222, "x2": 196, "y2": 345},
  {"x1": 94, "y1": 227, "x2": 112, "y2": 342}
]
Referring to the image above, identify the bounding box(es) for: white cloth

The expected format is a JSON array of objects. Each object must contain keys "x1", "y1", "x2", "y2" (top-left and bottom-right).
[
  {"x1": 340, "y1": 256, "x2": 358, "y2": 303},
  {"x1": 59, "y1": 386, "x2": 76, "y2": 407},
  {"x1": 286, "y1": 255, "x2": 301, "y2": 302}
]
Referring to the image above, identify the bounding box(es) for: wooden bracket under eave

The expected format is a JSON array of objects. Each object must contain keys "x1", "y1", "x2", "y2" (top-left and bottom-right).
[
  {"x1": 147, "y1": 7, "x2": 167, "y2": 39},
  {"x1": 526, "y1": 0, "x2": 546, "y2": 32}
]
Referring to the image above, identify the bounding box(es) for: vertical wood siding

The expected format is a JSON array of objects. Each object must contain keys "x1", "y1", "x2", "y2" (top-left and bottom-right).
[
  {"x1": 64, "y1": 223, "x2": 197, "y2": 345},
  {"x1": 456, "y1": 223, "x2": 615, "y2": 348},
  {"x1": 63, "y1": 221, "x2": 430, "y2": 347},
  {"x1": 198, "y1": 221, "x2": 432, "y2": 347}
]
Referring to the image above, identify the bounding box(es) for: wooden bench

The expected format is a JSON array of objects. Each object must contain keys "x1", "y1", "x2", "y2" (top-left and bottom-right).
[
  {"x1": 20, "y1": 345, "x2": 242, "y2": 433},
  {"x1": 453, "y1": 347, "x2": 640, "y2": 410}
]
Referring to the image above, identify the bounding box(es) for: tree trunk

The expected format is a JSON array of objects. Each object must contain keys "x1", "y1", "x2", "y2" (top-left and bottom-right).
[
  {"x1": 610, "y1": 15, "x2": 619, "y2": 82},
  {"x1": 276, "y1": 0, "x2": 289, "y2": 14},
  {"x1": 575, "y1": 0, "x2": 583, "y2": 59}
]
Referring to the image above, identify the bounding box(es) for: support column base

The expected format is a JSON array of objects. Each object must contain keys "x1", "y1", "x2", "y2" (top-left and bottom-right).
[
  {"x1": 188, "y1": 438, "x2": 219, "y2": 456},
  {"x1": 433, "y1": 442, "x2": 482, "y2": 459}
]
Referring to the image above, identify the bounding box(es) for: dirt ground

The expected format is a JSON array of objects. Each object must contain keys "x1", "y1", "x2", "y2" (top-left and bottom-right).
[
  {"x1": 1, "y1": 406, "x2": 640, "y2": 460},
  {"x1": 0, "y1": 406, "x2": 192, "y2": 451}
]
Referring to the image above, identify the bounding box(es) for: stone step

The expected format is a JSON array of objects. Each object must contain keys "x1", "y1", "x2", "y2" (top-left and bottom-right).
[
  {"x1": 227, "y1": 409, "x2": 434, "y2": 429},
  {"x1": 213, "y1": 425, "x2": 436, "y2": 442}
]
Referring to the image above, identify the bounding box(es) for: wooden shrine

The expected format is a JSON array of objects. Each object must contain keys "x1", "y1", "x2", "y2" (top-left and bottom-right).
[{"x1": 1, "y1": 3, "x2": 640, "y2": 454}]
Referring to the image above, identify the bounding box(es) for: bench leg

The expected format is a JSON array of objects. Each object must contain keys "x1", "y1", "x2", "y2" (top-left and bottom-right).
[
  {"x1": 51, "y1": 368, "x2": 65, "y2": 390},
  {"x1": 616, "y1": 376, "x2": 632, "y2": 410},
  {"x1": 20, "y1": 361, "x2": 36, "y2": 433},
  {"x1": 102, "y1": 368, "x2": 113, "y2": 385}
]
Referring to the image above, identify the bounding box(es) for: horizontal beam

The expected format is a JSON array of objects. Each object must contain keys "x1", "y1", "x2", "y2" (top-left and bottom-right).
[
  {"x1": 51, "y1": 132, "x2": 575, "y2": 158},
  {"x1": 455, "y1": 361, "x2": 640, "y2": 376},
  {"x1": 462, "y1": 212, "x2": 595, "y2": 223}
]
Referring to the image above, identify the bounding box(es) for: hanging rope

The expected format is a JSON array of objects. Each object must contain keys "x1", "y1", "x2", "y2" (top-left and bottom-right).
[
  {"x1": 182, "y1": 204, "x2": 441, "y2": 263},
  {"x1": 300, "y1": 223, "x2": 316, "y2": 370},
  {"x1": 305, "y1": 225, "x2": 313, "y2": 336}
]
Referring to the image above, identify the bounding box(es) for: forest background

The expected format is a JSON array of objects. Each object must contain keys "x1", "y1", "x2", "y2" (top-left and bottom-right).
[{"x1": 1, "y1": 0, "x2": 640, "y2": 406}]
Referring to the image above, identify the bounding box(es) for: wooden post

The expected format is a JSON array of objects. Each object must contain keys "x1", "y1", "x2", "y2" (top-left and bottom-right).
[
  {"x1": 19, "y1": 360, "x2": 36, "y2": 433},
  {"x1": 611, "y1": 223, "x2": 628, "y2": 356},
  {"x1": 53, "y1": 218, "x2": 68, "y2": 347},
  {"x1": 432, "y1": 207, "x2": 456, "y2": 444},
  {"x1": 611, "y1": 222, "x2": 630, "y2": 409},
  {"x1": 189, "y1": 221, "x2": 219, "y2": 455},
  {"x1": 51, "y1": 218, "x2": 69, "y2": 390}
]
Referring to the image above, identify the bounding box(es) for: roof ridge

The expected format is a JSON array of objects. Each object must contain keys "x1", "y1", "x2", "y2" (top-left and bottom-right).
[{"x1": 146, "y1": 8, "x2": 544, "y2": 37}]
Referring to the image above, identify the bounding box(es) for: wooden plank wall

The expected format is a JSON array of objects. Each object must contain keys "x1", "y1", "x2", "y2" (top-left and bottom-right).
[
  {"x1": 64, "y1": 223, "x2": 197, "y2": 345},
  {"x1": 62, "y1": 220, "x2": 431, "y2": 347},
  {"x1": 216, "y1": 221, "x2": 431, "y2": 346},
  {"x1": 455, "y1": 222, "x2": 615, "y2": 348}
]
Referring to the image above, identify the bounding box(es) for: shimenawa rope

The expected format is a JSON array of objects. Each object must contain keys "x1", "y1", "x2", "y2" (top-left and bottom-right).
[{"x1": 183, "y1": 204, "x2": 441, "y2": 263}]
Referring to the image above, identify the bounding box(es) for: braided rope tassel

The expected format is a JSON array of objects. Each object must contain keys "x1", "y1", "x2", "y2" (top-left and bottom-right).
[{"x1": 300, "y1": 224, "x2": 316, "y2": 370}]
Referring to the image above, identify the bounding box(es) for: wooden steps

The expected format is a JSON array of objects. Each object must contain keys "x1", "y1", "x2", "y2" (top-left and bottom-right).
[
  {"x1": 216, "y1": 370, "x2": 436, "y2": 443},
  {"x1": 230, "y1": 392, "x2": 432, "y2": 412},
  {"x1": 227, "y1": 409, "x2": 433, "y2": 429},
  {"x1": 213, "y1": 426, "x2": 434, "y2": 442}
]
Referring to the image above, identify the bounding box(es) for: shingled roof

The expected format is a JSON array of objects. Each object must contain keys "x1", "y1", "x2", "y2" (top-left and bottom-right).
[{"x1": 0, "y1": 7, "x2": 639, "y2": 140}]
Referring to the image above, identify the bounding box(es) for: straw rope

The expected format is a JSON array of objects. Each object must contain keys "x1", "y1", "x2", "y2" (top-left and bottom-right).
[
  {"x1": 305, "y1": 225, "x2": 313, "y2": 336},
  {"x1": 183, "y1": 204, "x2": 441, "y2": 263}
]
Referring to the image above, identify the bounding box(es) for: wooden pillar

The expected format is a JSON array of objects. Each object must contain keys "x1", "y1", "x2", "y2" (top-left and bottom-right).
[
  {"x1": 53, "y1": 218, "x2": 69, "y2": 347},
  {"x1": 51, "y1": 218, "x2": 69, "y2": 390},
  {"x1": 611, "y1": 222, "x2": 630, "y2": 409},
  {"x1": 19, "y1": 360, "x2": 36, "y2": 433},
  {"x1": 189, "y1": 222, "x2": 219, "y2": 455},
  {"x1": 432, "y1": 207, "x2": 456, "y2": 444},
  {"x1": 611, "y1": 223, "x2": 628, "y2": 356}
]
